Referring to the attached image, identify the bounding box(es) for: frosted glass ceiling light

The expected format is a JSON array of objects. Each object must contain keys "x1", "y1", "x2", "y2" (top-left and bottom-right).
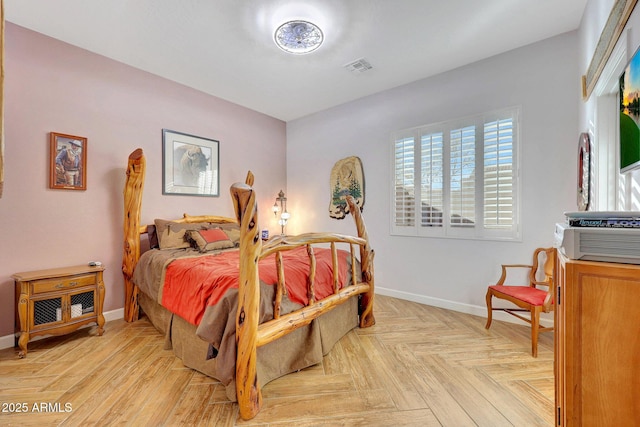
[{"x1": 274, "y1": 20, "x2": 324, "y2": 54}]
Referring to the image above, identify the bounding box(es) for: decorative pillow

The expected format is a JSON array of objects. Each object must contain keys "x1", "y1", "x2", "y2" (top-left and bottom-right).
[
  {"x1": 215, "y1": 223, "x2": 241, "y2": 246},
  {"x1": 185, "y1": 228, "x2": 235, "y2": 252},
  {"x1": 154, "y1": 219, "x2": 211, "y2": 250}
]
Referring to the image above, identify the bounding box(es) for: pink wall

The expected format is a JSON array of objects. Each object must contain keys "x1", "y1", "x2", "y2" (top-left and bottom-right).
[{"x1": 0, "y1": 23, "x2": 286, "y2": 338}]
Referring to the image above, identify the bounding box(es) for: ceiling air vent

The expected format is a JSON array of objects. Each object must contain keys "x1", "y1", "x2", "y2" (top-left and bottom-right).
[{"x1": 344, "y1": 58, "x2": 373, "y2": 74}]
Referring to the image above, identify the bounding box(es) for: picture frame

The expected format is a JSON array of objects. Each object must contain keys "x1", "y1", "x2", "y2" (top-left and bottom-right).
[
  {"x1": 49, "y1": 132, "x2": 87, "y2": 190},
  {"x1": 162, "y1": 129, "x2": 219, "y2": 197},
  {"x1": 619, "y1": 44, "x2": 640, "y2": 173}
]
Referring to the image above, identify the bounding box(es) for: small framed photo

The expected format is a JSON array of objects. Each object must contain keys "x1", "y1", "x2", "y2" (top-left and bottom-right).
[
  {"x1": 49, "y1": 132, "x2": 87, "y2": 190},
  {"x1": 162, "y1": 129, "x2": 219, "y2": 197}
]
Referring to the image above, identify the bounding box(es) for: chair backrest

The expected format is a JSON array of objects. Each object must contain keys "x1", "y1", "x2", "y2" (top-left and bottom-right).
[{"x1": 529, "y1": 247, "x2": 556, "y2": 288}]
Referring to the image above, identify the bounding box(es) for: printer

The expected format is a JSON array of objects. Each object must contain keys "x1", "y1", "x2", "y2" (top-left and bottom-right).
[{"x1": 555, "y1": 212, "x2": 640, "y2": 264}]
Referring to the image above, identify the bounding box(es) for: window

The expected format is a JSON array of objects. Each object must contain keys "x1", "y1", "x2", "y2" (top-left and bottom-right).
[{"x1": 391, "y1": 107, "x2": 520, "y2": 240}]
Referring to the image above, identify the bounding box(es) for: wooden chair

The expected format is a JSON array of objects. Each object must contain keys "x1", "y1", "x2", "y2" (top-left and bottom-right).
[{"x1": 485, "y1": 247, "x2": 556, "y2": 357}]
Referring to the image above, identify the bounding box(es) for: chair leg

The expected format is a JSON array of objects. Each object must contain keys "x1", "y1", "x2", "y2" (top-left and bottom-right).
[
  {"x1": 530, "y1": 306, "x2": 541, "y2": 358},
  {"x1": 485, "y1": 289, "x2": 493, "y2": 329}
]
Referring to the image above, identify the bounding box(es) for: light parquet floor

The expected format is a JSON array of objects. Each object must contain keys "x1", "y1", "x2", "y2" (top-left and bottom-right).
[{"x1": 0, "y1": 295, "x2": 554, "y2": 426}]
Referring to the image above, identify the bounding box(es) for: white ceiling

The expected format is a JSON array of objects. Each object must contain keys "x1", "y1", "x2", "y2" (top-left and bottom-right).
[{"x1": 5, "y1": 0, "x2": 587, "y2": 122}]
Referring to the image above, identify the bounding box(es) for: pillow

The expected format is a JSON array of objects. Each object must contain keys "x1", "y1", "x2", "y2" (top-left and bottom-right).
[
  {"x1": 154, "y1": 219, "x2": 212, "y2": 250},
  {"x1": 215, "y1": 223, "x2": 241, "y2": 246},
  {"x1": 185, "y1": 228, "x2": 235, "y2": 252}
]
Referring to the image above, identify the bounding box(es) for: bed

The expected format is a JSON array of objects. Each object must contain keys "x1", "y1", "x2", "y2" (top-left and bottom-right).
[{"x1": 121, "y1": 149, "x2": 375, "y2": 420}]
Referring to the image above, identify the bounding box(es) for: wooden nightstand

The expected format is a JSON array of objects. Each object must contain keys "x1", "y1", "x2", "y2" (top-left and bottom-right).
[{"x1": 13, "y1": 264, "x2": 105, "y2": 358}]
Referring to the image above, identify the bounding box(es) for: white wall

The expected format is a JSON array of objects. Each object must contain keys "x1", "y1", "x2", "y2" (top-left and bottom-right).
[
  {"x1": 580, "y1": 0, "x2": 640, "y2": 210},
  {"x1": 286, "y1": 32, "x2": 579, "y2": 316}
]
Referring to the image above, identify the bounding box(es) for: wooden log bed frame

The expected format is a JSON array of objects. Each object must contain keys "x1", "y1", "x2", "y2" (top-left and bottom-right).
[{"x1": 121, "y1": 148, "x2": 375, "y2": 420}]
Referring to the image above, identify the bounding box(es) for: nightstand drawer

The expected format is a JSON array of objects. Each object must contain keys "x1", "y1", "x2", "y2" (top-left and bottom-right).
[{"x1": 31, "y1": 274, "x2": 96, "y2": 294}]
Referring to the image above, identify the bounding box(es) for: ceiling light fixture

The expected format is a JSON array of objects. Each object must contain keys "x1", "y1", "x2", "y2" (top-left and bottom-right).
[{"x1": 274, "y1": 20, "x2": 324, "y2": 54}]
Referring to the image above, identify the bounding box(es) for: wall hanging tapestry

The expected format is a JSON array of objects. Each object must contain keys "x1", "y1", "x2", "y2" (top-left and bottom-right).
[{"x1": 329, "y1": 156, "x2": 365, "y2": 219}]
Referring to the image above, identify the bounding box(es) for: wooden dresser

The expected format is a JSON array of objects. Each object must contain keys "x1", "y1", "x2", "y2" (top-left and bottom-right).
[
  {"x1": 13, "y1": 264, "x2": 105, "y2": 358},
  {"x1": 555, "y1": 253, "x2": 640, "y2": 426}
]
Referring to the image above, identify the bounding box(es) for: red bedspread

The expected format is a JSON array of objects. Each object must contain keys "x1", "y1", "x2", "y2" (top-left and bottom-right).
[{"x1": 161, "y1": 246, "x2": 349, "y2": 325}]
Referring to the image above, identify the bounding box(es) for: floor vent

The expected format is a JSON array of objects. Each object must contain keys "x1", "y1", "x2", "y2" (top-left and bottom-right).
[{"x1": 344, "y1": 58, "x2": 373, "y2": 74}]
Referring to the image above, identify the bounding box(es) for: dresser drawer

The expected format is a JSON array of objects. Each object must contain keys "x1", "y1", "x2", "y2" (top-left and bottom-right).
[{"x1": 31, "y1": 274, "x2": 96, "y2": 294}]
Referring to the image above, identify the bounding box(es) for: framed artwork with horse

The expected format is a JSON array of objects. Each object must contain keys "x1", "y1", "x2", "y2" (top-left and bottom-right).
[
  {"x1": 49, "y1": 132, "x2": 87, "y2": 191},
  {"x1": 162, "y1": 129, "x2": 220, "y2": 197}
]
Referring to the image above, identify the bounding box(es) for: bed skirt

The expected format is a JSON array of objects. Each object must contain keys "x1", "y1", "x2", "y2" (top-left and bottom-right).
[{"x1": 138, "y1": 291, "x2": 358, "y2": 401}]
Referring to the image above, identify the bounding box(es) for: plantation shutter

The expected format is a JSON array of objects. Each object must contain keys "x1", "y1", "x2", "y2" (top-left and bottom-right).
[
  {"x1": 391, "y1": 106, "x2": 519, "y2": 240},
  {"x1": 450, "y1": 126, "x2": 476, "y2": 226},
  {"x1": 484, "y1": 118, "x2": 514, "y2": 228},
  {"x1": 394, "y1": 136, "x2": 416, "y2": 227},
  {"x1": 420, "y1": 132, "x2": 444, "y2": 226}
]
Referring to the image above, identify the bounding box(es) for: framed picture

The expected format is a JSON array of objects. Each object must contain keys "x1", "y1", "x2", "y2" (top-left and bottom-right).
[
  {"x1": 619, "y1": 44, "x2": 640, "y2": 173},
  {"x1": 49, "y1": 132, "x2": 87, "y2": 190},
  {"x1": 162, "y1": 129, "x2": 219, "y2": 196}
]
